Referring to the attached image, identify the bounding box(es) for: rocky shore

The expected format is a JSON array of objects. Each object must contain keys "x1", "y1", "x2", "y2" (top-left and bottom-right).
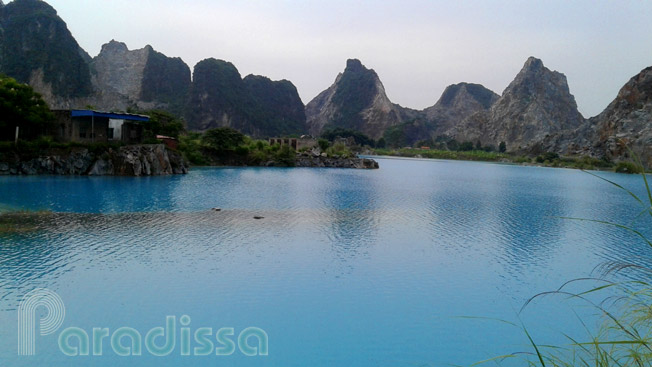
[
  {"x1": 0, "y1": 144, "x2": 188, "y2": 176},
  {"x1": 294, "y1": 150, "x2": 378, "y2": 169}
]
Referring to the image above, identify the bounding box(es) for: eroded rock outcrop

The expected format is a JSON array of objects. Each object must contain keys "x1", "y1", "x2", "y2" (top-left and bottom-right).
[
  {"x1": 486, "y1": 57, "x2": 585, "y2": 151},
  {"x1": 305, "y1": 59, "x2": 404, "y2": 139},
  {"x1": 186, "y1": 58, "x2": 306, "y2": 137},
  {"x1": 0, "y1": 144, "x2": 187, "y2": 176},
  {"x1": 448, "y1": 57, "x2": 586, "y2": 152},
  {"x1": 588, "y1": 66, "x2": 652, "y2": 166},
  {"x1": 90, "y1": 40, "x2": 191, "y2": 114},
  {"x1": 425, "y1": 82, "x2": 499, "y2": 135},
  {"x1": 295, "y1": 155, "x2": 379, "y2": 169},
  {"x1": 0, "y1": 0, "x2": 93, "y2": 103}
]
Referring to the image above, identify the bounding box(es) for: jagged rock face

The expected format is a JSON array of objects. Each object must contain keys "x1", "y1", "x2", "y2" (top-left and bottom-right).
[
  {"x1": 140, "y1": 47, "x2": 191, "y2": 114},
  {"x1": 0, "y1": 0, "x2": 93, "y2": 100},
  {"x1": 187, "y1": 58, "x2": 306, "y2": 137},
  {"x1": 91, "y1": 40, "x2": 191, "y2": 114},
  {"x1": 92, "y1": 40, "x2": 149, "y2": 103},
  {"x1": 0, "y1": 144, "x2": 187, "y2": 176},
  {"x1": 187, "y1": 58, "x2": 258, "y2": 134},
  {"x1": 425, "y1": 82, "x2": 499, "y2": 135},
  {"x1": 481, "y1": 57, "x2": 585, "y2": 150},
  {"x1": 590, "y1": 66, "x2": 652, "y2": 166},
  {"x1": 306, "y1": 59, "x2": 403, "y2": 139},
  {"x1": 242, "y1": 75, "x2": 306, "y2": 137}
]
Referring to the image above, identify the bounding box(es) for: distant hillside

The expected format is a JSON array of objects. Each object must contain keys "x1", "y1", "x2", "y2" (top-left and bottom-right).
[
  {"x1": 443, "y1": 57, "x2": 586, "y2": 154},
  {"x1": 306, "y1": 59, "x2": 404, "y2": 139},
  {"x1": 0, "y1": 0, "x2": 93, "y2": 100},
  {"x1": 187, "y1": 58, "x2": 306, "y2": 137},
  {"x1": 585, "y1": 66, "x2": 652, "y2": 166},
  {"x1": 91, "y1": 40, "x2": 190, "y2": 115},
  {"x1": 2, "y1": 0, "x2": 652, "y2": 164}
]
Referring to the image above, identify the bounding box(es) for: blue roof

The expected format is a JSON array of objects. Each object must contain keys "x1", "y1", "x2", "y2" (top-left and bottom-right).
[{"x1": 71, "y1": 110, "x2": 149, "y2": 122}]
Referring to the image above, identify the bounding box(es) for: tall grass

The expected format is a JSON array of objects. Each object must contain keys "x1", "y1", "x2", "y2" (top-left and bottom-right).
[{"x1": 484, "y1": 156, "x2": 652, "y2": 366}]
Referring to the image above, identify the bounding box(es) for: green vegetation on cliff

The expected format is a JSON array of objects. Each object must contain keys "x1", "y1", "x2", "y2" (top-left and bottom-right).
[
  {"x1": 187, "y1": 58, "x2": 306, "y2": 137},
  {"x1": 243, "y1": 75, "x2": 307, "y2": 137},
  {"x1": 327, "y1": 59, "x2": 378, "y2": 132},
  {"x1": 0, "y1": 0, "x2": 92, "y2": 97},
  {"x1": 140, "y1": 47, "x2": 191, "y2": 115}
]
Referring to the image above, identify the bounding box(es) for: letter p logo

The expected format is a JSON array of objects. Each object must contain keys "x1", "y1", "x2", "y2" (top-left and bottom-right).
[{"x1": 18, "y1": 288, "x2": 65, "y2": 356}]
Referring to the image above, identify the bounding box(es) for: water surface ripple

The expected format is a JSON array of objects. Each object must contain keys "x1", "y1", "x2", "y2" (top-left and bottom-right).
[{"x1": 1, "y1": 159, "x2": 651, "y2": 366}]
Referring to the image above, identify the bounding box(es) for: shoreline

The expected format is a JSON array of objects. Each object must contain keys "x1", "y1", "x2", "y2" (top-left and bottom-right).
[{"x1": 365, "y1": 149, "x2": 630, "y2": 173}]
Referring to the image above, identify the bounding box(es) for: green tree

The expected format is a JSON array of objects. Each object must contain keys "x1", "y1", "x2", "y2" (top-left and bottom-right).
[
  {"x1": 318, "y1": 138, "x2": 330, "y2": 152},
  {"x1": 321, "y1": 127, "x2": 374, "y2": 146},
  {"x1": 275, "y1": 144, "x2": 296, "y2": 166},
  {"x1": 498, "y1": 141, "x2": 507, "y2": 153},
  {"x1": 0, "y1": 74, "x2": 54, "y2": 141},
  {"x1": 141, "y1": 110, "x2": 185, "y2": 139},
  {"x1": 376, "y1": 137, "x2": 386, "y2": 149},
  {"x1": 201, "y1": 127, "x2": 245, "y2": 151},
  {"x1": 459, "y1": 141, "x2": 474, "y2": 151},
  {"x1": 446, "y1": 139, "x2": 459, "y2": 151}
]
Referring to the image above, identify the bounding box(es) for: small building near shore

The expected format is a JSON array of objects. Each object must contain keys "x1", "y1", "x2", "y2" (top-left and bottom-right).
[
  {"x1": 156, "y1": 135, "x2": 179, "y2": 150},
  {"x1": 52, "y1": 110, "x2": 149, "y2": 144},
  {"x1": 269, "y1": 136, "x2": 317, "y2": 151}
]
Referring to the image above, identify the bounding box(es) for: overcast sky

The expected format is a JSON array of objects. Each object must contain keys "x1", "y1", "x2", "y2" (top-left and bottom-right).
[{"x1": 30, "y1": 0, "x2": 652, "y2": 117}]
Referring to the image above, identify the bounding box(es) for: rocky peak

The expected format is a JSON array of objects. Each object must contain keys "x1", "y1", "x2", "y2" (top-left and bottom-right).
[
  {"x1": 100, "y1": 39, "x2": 129, "y2": 54},
  {"x1": 345, "y1": 58, "x2": 365, "y2": 73},
  {"x1": 438, "y1": 83, "x2": 498, "y2": 109},
  {"x1": 523, "y1": 56, "x2": 544, "y2": 72},
  {"x1": 612, "y1": 66, "x2": 652, "y2": 106},
  {"x1": 0, "y1": 0, "x2": 93, "y2": 101},
  {"x1": 424, "y1": 82, "x2": 499, "y2": 135},
  {"x1": 590, "y1": 66, "x2": 652, "y2": 166},
  {"x1": 187, "y1": 58, "x2": 306, "y2": 137},
  {"x1": 91, "y1": 40, "x2": 191, "y2": 113},
  {"x1": 92, "y1": 40, "x2": 151, "y2": 100},
  {"x1": 2, "y1": 0, "x2": 57, "y2": 17},
  {"x1": 482, "y1": 57, "x2": 585, "y2": 151},
  {"x1": 305, "y1": 58, "x2": 403, "y2": 139}
]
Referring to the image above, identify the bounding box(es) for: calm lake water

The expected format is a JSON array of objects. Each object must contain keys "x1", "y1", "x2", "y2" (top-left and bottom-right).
[{"x1": 1, "y1": 157, "x2": 651, "y2": 366}]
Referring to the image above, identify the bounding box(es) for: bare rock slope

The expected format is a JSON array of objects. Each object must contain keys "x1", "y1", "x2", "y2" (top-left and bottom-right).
[
  {"x1": 588, "y1": 66, "x2": 652, "y2": 166},
  {"x1": 306, "y1": 59, "x2": 404, "y2": 139}
]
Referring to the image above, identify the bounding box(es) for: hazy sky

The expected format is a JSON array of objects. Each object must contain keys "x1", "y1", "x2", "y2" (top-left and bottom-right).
[{"x1": 29, "y1": 0, "x2": 652, "y2": 117}]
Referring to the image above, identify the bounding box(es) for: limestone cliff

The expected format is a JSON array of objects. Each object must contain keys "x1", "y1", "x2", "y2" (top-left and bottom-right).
[
  {"x1": 447, "y1": 57, "x2": 585, "y2": 152},
  {"x1": 90, "y1": 40, "x2": 190, "y2": 114},
  {"x1": 186, "y1": 58, "x2": 306, "y2": 137},
  {"x1": 426, "y1": 82, "x2": 499, "y2": 136},
  {"x1": 587, "y1": 66, "x2": 652, "y2": 166},
  {"x1": 243, "y1": 75, "x2": 307, "y2": 137},
  {"x1": 0, "y1": 0, "x2": 93, "y2": 101},
  {"x1": 305, "y1": 59, "x2": 404, "y2": 139},
  {"x1": 0, "y1": 144, "x2": 187, "y2": 176},
  {"x1": 485, "y1": 57, "x2": 585, "y2": 151}
]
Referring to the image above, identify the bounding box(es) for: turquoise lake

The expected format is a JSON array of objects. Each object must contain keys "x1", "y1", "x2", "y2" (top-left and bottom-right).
[{"x1": 1, "y1": 157, "x2": 651, "y2": 366}]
